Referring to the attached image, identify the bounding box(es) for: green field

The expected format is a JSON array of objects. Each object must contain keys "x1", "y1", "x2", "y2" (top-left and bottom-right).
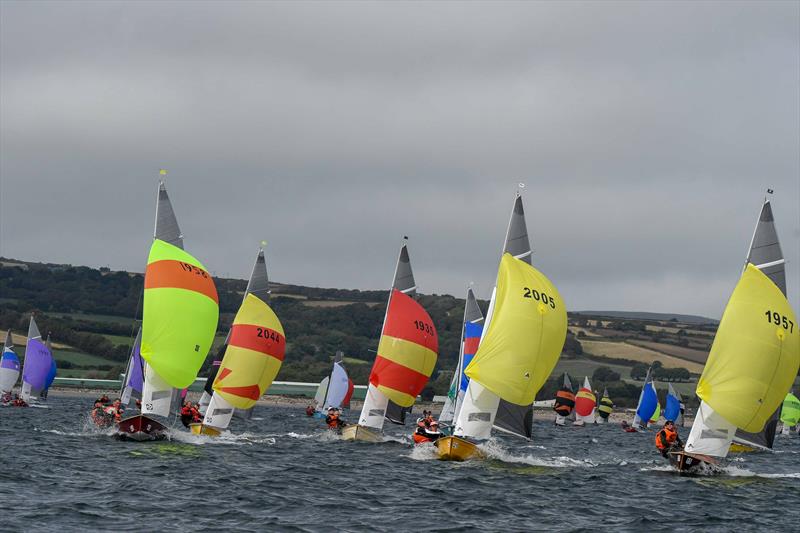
[
  {"x1": 51, "y1": 312, "x2": 136, "y2": 325},
  {"x1": 53, "y1": 349, "x2": 116, "y2": 367},
  {"x1": 552, "y1": 358, "x2": 633, "y2": 381},
  {"x1": 101, "y1": 333, "x2": 137, "y2": 346}
]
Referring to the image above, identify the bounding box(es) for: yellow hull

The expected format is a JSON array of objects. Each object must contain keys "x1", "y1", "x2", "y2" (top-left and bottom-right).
[
  {"x1": 729, "y1": 443, "x2": 757, "y2": 453},
  {"x1": 435, "y1": 435, "x2": 485, "y2": 461},
  {"x1": 340, "y1": 424, "x2": 382, "y2": 442},
  {"x1": 189, "y1": 423, "x2": 222, "y2": 437}
]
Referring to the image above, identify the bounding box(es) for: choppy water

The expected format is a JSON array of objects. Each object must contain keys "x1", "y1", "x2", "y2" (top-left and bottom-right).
[{"x1": 2, "y1": 395, "x2": 800, "y2": 532}]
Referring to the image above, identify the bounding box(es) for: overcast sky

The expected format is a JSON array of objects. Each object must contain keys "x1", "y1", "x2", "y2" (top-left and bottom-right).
[{"x1": 1, "y1": 1, "x2": 798, "y2": 318}]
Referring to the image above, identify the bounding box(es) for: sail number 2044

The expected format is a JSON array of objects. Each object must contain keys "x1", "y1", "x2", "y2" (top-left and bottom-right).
[
  {"x1": 522, "y1": 287, "x2": 556, "y2": 309},
  {"x1": 766, "y1": 310, "x2": 794, "y2": 333}
]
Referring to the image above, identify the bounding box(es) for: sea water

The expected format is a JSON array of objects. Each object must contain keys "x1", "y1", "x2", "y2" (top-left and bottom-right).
[{"x1": 2, "y1": 395, "x2": 800, "y2": 531}]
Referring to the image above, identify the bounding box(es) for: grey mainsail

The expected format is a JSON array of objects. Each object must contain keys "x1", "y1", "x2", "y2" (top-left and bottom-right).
[
  {"x1": 3, "y1": 329, "x2": 12, "y2": 350},
  {"x1": 494, "y1": 193, "x2": 536, "y2": 439},
  {"x1": 733, "y1": 196, "x2": 786, "y2": 450},
  {"x1": 245, "y1": 246, "x2": 270, "y2": 302},
  {"x1": 154, "y1": 180, "x2": 184, "y2": 249},
  {"x1": 392, "y1": 240, "x2": 417, "y2": 295}
]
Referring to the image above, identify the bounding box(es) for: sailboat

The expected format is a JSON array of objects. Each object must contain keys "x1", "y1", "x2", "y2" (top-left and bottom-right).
[
  {"x1": 116, "y1": 177, "x2": 219, "y2": 440},
  {"x1": 664, "y1": 383, "x2": 683, "y2": 426},
  {"x1": 1, "y1": 330, "x2": 21, "y2": 399},
  {"x1": 439, "y1": 288, "x2": 484, "y2": 427},
  {"x1": 313, "y1": 352, "x2": 354, "y2": 418},
  {"x1": 779, "y1": 392, "x2": 800, "y2": 435},
  {"x1": 553, "y1": 373, "x2": 575, "y2": 426},
  {"x1": 729, "y1": 197, "x2": 789, "y2": 453},
  {"x1": 669, "y1": 195, "x2": 798, "y2": 474},
  {"x1": 39, "y1": 334, "x2": 57, "y2": 400},
  {"x1": 198, "y1": 245, "x2": 271, "y2": 419},
  {"x1": 342, "y1": 239, "x2": 439, "y2": 443},
  {"x1": 20, "y1": 315, "x2": 54, "y2": 404},
  {"x1": 632, "y1": 367, "x2": 658, "y2": 430},
  {"x1": 573, "y1": 377, "x2": 596, "y2": 426},
  {"x1": 119, "y1": 328, "x2": 144, "y2": 408},
  {"x1": 191, "y1": 245, "x2": 284, "y2": 436},
  {"x1": 597, "y1": 388, "x2": 613, "y2": 423},
  {"x1": 437, "y1": 193, "x2": 567, "y2": 460}
]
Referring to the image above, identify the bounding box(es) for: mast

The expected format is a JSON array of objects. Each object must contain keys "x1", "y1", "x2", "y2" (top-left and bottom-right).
[{"x1": 732, "y1": 192, "x2": 786, "y2": 450}]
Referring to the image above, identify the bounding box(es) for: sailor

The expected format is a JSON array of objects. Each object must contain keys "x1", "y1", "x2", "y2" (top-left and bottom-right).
[
  {"x1": 180, "y1": 401, "x2": 194, "y2": 428},
  {"x1": 655, "y1": 420, "x2": 683, "y2": 457},
  {"x1": 95, "y1": 394, "x2": 110, "y2": 405},
  {"x1": 305, "y1": 405, "x2": 315, "y2": 417},
  {"x1": 326, "y1": 407, "x2": 345, "y2": 430},
  {"x1": 423, "y1": 410, "x2": 435, "y2": 428},
  {"x1": 621, "y1": 420, "x2": 637, "y2": 433},
  {"x1": 191, "y1": 403, "x2": 202, "y2": 423},
  {"x1": 414, "y1": 419, "x2": 442, "y2": 442}
]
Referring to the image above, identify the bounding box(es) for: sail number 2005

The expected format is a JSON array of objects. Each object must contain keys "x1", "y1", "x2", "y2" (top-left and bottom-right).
[
  {"x1": 523, "y1": 287, "x2": 556, "y2": 309},
  {"x1": 766, "y1": 310, "x2": 794, "y2": 333}
]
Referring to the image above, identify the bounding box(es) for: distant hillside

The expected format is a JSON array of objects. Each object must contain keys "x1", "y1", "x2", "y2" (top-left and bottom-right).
[
  {"x1": 1, "y1": 257, "x2": 710, "y2": 404},
  {"x1": 576, "y1": 310, "x2": 717, "y2": 325}
]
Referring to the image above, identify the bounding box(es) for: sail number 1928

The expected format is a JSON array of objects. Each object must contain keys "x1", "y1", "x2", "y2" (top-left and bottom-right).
[
  {"x1": 766, "y1": 310, "x2": 794, "y2": 333},
  {"x1": 523, "y1": 287, "x2": 556, "y2": 309},
  {"x1": 179, "y1": 262, "x2": 208, "y2": 278}
]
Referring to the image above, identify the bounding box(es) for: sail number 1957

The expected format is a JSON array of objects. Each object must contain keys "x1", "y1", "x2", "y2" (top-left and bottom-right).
[
  {"x1": 523, "y1": 287, "x2": 556, "y2": 309},
  {"x1": 766, "y1": 310, "x2": 794, "y2": 333}
]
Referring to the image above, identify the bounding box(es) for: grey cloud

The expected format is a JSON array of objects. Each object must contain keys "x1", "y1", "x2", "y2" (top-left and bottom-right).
[{"x1": 1, "y1": 0, "x2": 798, "y2": 318}]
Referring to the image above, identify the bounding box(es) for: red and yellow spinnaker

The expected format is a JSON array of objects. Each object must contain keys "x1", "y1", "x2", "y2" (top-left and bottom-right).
[
  {"x1": 141, "y1": 239, "x2": 219, "y2": 388},
  {"x1": 466, "y1": 253, "x2": 567, "y2": 406},
  {"x1": 213, "y1": 293, "x2": 285, "y2": 409},
  {"x1": 369, "y1": 289, "x2": 438, "y2": 407}
]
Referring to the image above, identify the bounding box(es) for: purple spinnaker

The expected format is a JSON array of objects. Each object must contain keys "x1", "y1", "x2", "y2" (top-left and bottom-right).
[
  {"x1": 128, "y1": 344, "x2": 144, "y2": 393},
  {"x1": 23, "y1": 338, "x2": 53, "y2": 390}
]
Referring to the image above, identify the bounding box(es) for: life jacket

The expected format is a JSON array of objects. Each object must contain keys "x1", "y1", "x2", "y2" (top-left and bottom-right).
[
  {"x1": 554, "y1": 389, "x2": 575, "y2": 416},
  {"x1": 181, "y1": 406, "x2": 193, "y2": 417},
  {"x1": 655, "y1": 427, "x2": 677, "y2": 449},
  {"x1": 327, "y1": 414, "x2": 340, "y2": 429}
]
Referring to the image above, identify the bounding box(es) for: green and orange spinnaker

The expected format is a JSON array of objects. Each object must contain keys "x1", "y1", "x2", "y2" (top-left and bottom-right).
[
  {"x1": 141, "y1": 239, "x2": 219, "y2": 388},
  {"x1": 213, "y1": 293, "x2": 285, "y2": 409}
]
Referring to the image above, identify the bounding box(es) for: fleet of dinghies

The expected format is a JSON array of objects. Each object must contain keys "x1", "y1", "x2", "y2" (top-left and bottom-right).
[{"x1": 5, "y1": 178, "x2": 798, "y2": 479}]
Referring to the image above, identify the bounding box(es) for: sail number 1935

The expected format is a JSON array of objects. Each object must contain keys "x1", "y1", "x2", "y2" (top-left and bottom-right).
[
  {"x1": 766, "y1": 310, "x2": 794, "y2": 333},
  {"x1": 523, "y1": 287, "x2": 556, "y2": 309},
  {"x1": 413, "y1": 320, "x2": 434, "y2": 335}
]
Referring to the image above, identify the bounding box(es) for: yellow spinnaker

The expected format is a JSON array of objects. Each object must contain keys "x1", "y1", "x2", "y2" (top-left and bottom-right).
[
  {"x1": 213, "y1": 293, "x2": 285, "y2": 409},
  {"x1": 697, "y1": 264, "x2": 799, "y2": 433},
  {"x1": 465, "y1": 253, "x2": 567, "y2": 406}
]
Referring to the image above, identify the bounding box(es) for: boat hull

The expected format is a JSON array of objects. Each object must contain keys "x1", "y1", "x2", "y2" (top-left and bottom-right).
[
  {"x1": 340, "y1": 424, "x2": 382, "y2": 442},
  {"x1": 435, "y1": 436, "x2": 484, "y2": 461},
  {"x1": 669, "y1": 450, "x2": 720, "y2": 475},
  {"x1": 189, "y1": 423, "x2": 222, "y2": 437},
  {"x1": 115, "y1": 414, "x2": 168, "y2": 441}
]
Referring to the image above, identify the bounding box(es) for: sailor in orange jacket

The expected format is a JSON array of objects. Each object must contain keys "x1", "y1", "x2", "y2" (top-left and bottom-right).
[{"x1": 655, "y1": 420, "x2": 683, "y2": 458}]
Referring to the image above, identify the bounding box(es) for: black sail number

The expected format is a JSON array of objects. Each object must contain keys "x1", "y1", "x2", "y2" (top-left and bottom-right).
[
  {"x1": 256, "y1": 327, "x2": 282, "y2": 343},
  {"x1": 522, "y1": 287, "x2": 556, "y2": 309},
  {"x1": 766, "y1": 310, "x2": 794, "y2": 333},
  {"x1": 179, "y1": 262, "x2": 209, "y2": 278},
  {"x1": 413, "y1": 320, "x2": 435, "y2": 336}
]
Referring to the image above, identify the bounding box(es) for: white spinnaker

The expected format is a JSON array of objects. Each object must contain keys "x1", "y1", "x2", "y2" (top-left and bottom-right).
[
  {"x1": 141, "y1": 362, "x2": 173, "y2": 417},
  {"x1": 314, "y1": 377, "x2": 329, "y2": 411},
  {"x1": 454, "y1": 287, "x2": 498, "y2": 439},
  {"x1": 358, "y1": 384, "x2": 389, "y2": 430},
  {"x1": 324, "y1": 363, "x2": 349, "y2": 409},
  {"x1": 203, "y1": 393, "x2": 235, "y2": 430},
  {"x1": 684, "y1": 401, "x2": 736, "y2": 458}
]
